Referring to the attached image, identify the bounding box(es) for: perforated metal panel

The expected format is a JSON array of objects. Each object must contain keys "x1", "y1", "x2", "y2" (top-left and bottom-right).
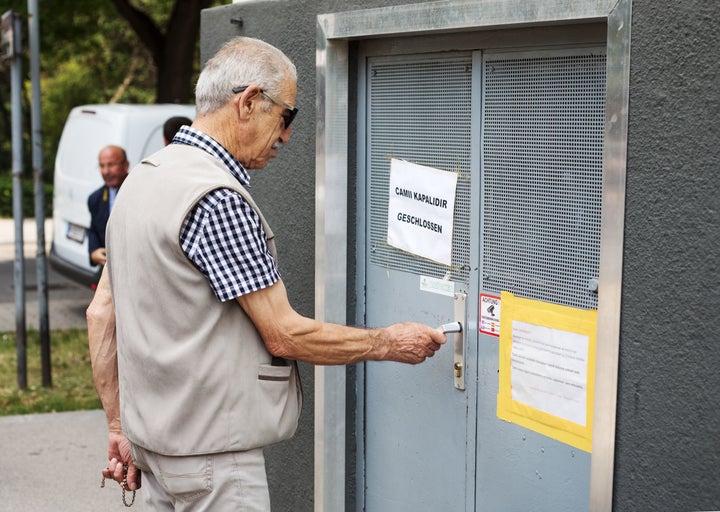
[
  {"x1": 481, "y1": 50, "x2": 606, "y2": 309},
  {"x1": 367, "y1": 55, "x2": 472, "y2": 283}
]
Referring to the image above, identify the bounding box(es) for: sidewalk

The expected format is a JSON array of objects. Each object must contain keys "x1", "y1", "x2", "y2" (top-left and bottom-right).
[
  {"x1": 0, "y1": 410, "x2": 124, "y2": 511},
  {"x1": 0, "y1": 216, "x2": 52, "y2": 262},
  {"x1": 0, "y1": 218, "x2": 118, "y2": 510}
]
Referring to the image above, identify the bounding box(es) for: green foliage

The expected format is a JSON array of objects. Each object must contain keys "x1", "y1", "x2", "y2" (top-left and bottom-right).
[
  {"x1": 0, "y1": 0, "x2": 212, "y2": 185},
  {"x1": 36, "y1": 1, "x2": 158, "y2": 180},
  {"x1": 0, "y1": 173, "x2": 52, "y2": 218},
  {"x1": 0, "y1": 329, "x2": 101, "y2": 416}
]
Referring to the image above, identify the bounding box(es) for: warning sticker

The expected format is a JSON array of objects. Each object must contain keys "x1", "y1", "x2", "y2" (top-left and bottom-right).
[{"x1": 479, "y1": 294, "x2": 501, "y2": 337}]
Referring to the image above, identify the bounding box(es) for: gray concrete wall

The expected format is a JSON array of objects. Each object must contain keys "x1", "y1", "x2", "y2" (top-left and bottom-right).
[
  {"x1": 201, "y1": 5, "x2": 316, "y2": 510},
  {"x1": 200, "y1": 2, "x2": 411, "y2": 510},
  {"x1": 201, "y1": 1, "x2": 720, "y2": 510},
  {"x1": 614, "y1": 1, "x2": 720, "y2": 510}
]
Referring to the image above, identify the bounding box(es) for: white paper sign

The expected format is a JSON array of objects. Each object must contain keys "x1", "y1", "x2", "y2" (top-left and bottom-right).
[
  {"x1": 510, "y1": 320, "x2": 589, "y2": 426},
  {"x1": 387, "y1": 159, "x2": 458, "y2": 265}
]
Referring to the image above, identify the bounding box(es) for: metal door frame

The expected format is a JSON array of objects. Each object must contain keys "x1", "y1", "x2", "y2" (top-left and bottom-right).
[{"x1": 315, "y1": 1, "x2": 631, "y2": 511}]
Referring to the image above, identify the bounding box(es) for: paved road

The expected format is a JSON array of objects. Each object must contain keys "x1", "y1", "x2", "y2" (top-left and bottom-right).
[
  {"x1": 0, "y1": 218, "x2": 94, "y2": 332},
  {"x1": 0, "y1": 218, "x2": 123, "y2": 510}
]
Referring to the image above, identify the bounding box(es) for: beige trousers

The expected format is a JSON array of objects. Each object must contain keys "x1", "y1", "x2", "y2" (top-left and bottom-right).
[{"x1": 130, "y1": 442, "x2": 271, "y2": 511}]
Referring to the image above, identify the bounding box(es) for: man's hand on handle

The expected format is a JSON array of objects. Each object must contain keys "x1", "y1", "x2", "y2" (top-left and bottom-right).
[{"x1": 379, "y1": 322, "x2": 447, "y2": 364}]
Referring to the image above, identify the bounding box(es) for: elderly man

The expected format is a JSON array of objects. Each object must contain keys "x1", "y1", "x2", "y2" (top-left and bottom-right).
[
  {"x1": 87, "y1": 37, "x2": 445, "y2": 511},
  {"x1": 87, "y1": 145, "x2": 129, "y2": 266}
]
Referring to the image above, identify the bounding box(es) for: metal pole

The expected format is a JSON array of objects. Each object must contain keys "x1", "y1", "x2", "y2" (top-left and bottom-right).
[
  {"x1": 8, "y1": 10, "x2": 27, "y2": 390},
  {"x1": 28, "y1": 0, "x2": 51, "y2": 387}
]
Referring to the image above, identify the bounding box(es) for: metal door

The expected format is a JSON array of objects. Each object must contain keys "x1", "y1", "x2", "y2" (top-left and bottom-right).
[
  {"x1": 360, "y1": 52, "x2": 477, "y2": 511},
  {"x1": 359, "y1": 47, "x2": 605, "y2": 511},
  {"x1": 474, "y1": 49, "x2": 606, "y2": 511}
]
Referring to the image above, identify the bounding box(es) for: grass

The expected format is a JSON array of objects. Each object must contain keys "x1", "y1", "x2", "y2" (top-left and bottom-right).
[
  {"x1": 0, "y1": 174, "x2": 53, "y2": 218},
  {"x1": 0, "y1": 328, "x2": 101, "y2": 416}
]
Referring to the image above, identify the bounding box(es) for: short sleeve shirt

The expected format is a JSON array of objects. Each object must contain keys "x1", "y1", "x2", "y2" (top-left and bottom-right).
[{"x1": 173, "y1": 127, "x2": 280, "y2": 302}]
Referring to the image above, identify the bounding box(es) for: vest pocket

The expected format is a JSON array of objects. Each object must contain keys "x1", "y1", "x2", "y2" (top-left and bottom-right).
[
  {"x1": 258, "y1": 363, "x2": 292, "y2": 382},
  {"x1": 256, "y1": 362, "x2": 302, "y2": 442}
]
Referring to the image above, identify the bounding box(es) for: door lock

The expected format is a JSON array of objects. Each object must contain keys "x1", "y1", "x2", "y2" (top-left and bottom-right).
[
  {"x1": 442, "y1": 292, "x2": 467, "y2": 390},
  {"x1": 453, "y1": 362, "x2": 463, "y2": 378},
  {"x1": 442, "y1": 323, "x2": 465, "y2": 380}
]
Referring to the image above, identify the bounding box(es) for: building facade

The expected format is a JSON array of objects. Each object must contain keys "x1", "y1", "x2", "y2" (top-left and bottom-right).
[{"x1": 201, "y1": 1, "x2": 719, "y2": 510}]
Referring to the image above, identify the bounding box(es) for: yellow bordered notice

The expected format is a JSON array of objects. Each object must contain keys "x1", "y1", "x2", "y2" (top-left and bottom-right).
[{"x1": 497, "y1": 291, "x2": 597, "y2": 452}]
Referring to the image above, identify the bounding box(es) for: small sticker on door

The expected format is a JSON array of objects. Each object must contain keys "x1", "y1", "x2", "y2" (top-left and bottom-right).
[
  {"x1": 419, "y1": 275, "x2": 455, "y2": 297},
  {"x1": 479, "y1": 293, "x2": 501, "y2": 337}
]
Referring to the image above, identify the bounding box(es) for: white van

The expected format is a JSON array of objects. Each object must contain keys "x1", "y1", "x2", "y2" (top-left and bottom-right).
[{"x1": 50, "y1": 104, "x2": 195, "y2": 288}]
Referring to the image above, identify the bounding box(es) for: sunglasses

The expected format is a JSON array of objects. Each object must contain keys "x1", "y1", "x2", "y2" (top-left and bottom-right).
[{"x1": 232, "y1": 85, "x2": 298, "y2": 129}]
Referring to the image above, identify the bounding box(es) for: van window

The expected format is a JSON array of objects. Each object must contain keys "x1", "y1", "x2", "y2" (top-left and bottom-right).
[{"x1": 57, "y1": 114, "x2": 119, "y2": 183}]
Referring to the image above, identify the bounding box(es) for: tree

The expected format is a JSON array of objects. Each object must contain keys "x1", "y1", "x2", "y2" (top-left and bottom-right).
[
  {"x1": 110, "y1": 0, "x2": 213, "y2": 104},
  {"x1": 0, "y1": 0, "x2": 220, "y2": 185}
]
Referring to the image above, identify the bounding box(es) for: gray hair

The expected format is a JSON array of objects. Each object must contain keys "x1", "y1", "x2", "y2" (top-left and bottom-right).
[{"x1": 195, "y1": 37, "x2": 297, "y2": 116}]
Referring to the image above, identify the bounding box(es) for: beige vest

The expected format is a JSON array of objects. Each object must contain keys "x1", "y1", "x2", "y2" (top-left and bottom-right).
[{"x1": 106, "y1": 144, "x2": 302, "y2": 456}]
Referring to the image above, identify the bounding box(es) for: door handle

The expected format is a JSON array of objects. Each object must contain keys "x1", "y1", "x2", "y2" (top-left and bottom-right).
[{"x1": 440, "y1": 292, "x2": 467, "y2": 390}]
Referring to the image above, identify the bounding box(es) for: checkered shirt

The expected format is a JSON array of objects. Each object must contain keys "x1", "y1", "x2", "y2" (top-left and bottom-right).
[{"x1": 173, "y1": 126, "x2": 280, "y2": 302}]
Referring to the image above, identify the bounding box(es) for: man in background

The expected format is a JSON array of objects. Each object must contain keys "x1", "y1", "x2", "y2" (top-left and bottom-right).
[
  {"x1": 87, "y1": 145, "x2": 129, "y2": 266},
  {"x1": 162, "y1": 116, "x2": 193, "y2": 145}
]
